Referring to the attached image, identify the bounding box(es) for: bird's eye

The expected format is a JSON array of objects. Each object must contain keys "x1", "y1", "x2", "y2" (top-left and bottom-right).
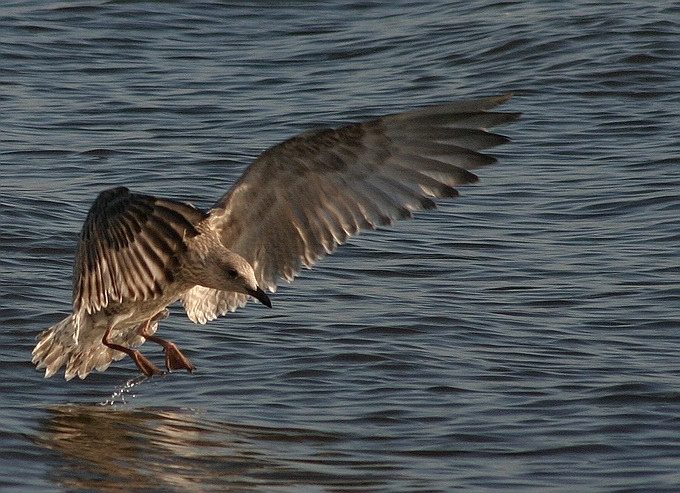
[{"x1": 226, "y1": 268, "x2": 238, "y2": 279}]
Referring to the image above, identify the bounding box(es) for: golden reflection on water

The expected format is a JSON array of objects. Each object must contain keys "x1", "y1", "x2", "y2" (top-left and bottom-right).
[
  {"x1": 37, "y1": 404, "x2": 269, "y2": 492},
  {"x1": 35, "y1": 403, "x2": 375, "y2": 492}
]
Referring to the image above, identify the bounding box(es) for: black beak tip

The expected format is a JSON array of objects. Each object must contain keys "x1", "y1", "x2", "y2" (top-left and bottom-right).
[{"x1": 249, "y1": 287, "x2": 272, "y2": 308}]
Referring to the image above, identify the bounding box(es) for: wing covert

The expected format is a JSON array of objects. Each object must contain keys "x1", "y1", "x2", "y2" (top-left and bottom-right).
[
  {"x1": 73, "y1": 186, "x2": 207, "y2": 314},
  {"x1": 208, "y1": 94, "x2": 518, "y2": 293}
]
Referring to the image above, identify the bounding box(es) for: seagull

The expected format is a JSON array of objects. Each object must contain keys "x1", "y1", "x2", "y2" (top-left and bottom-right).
[{"x1": 32, "y1": 94, "x2": 519, "y2": 380}]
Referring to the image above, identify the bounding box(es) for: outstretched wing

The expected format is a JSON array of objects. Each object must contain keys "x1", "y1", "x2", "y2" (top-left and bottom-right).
[
  {"x1": 184, "y1": 94, "x2": 518, "y2": 323},
  {"x1": 73, "y1": 186, "x2": 207, "y2": 314}
]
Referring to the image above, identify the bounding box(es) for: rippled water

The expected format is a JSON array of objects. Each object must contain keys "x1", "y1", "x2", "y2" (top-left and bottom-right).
[{"x1": 2, "y1": 1, "x2": 679, "y2": 491}]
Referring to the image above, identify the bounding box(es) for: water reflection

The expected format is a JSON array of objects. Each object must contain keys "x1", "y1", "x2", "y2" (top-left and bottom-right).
[
  {"x1": 37, "y1": 405, "x2": 262, "y2": 492},
  {"x1": 36, "y1": 404, "x2": 387, "y2": 492}
]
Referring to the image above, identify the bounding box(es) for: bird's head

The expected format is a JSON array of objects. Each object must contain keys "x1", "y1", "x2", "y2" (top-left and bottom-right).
[
  {"x1": 220, "y1": 253, "x2": 272, "y2": 308},
  {"x1": 193, "y1": 249, "x2": 271, "y2": 308}
]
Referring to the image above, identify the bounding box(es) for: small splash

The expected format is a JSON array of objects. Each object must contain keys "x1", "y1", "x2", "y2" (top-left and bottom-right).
[{"x1": 99, "y1": 375, "x2": 148, "y2": 406}]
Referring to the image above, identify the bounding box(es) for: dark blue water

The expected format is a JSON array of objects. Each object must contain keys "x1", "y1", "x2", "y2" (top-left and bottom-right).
[{"x1": 2, "y1": 1, "x2": 679, "y2": 491}]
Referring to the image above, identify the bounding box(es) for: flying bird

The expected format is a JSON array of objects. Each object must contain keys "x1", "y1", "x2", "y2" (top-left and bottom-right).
[{"x1": 32, "y1": 94, "x2": 519, "y2": 380}]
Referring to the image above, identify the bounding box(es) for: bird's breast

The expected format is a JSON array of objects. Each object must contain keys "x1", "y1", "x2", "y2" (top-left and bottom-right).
[{"x1": 97, "y1": 288, "x2": 185, "y2": 329}]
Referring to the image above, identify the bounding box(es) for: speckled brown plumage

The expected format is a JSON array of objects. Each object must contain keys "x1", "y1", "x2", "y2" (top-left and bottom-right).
[{"x1": 33, "y1": 94, "x2": 518, "y2": 380}]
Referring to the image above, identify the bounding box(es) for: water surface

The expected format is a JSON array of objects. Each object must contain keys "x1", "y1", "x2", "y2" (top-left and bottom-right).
[{"x1": 1, "y1": 1, "x2": 679, "y2": 491}]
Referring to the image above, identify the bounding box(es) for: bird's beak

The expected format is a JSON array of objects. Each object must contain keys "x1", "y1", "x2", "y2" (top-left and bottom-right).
[{"x1": 248, "y1": 287, "x2": 272, "y2": 308}]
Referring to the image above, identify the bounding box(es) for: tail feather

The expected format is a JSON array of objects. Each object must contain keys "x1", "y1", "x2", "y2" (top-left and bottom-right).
[
  {"x1": 32, "y1": 314, "x2": 160, "y2": 380},
  {"x1": 33, "y1": 315, "x2": 79, "y2": 378}
]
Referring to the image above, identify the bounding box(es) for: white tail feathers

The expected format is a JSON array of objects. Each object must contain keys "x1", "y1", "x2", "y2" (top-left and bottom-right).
[{"x1": 32, "y1": 314, "x2": 157, "y2": 380}]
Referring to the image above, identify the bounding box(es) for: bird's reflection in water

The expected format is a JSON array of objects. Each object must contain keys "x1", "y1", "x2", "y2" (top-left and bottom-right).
[
  {"x1": 37, "y1": 404, "x2": 271, "y2": 492},
  {"x1": 36, "y1": 403, "x2": 385, "y2": 491}
]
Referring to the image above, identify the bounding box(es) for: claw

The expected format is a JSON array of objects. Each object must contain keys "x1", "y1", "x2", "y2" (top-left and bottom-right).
[
  {"x1": 103, "y1": 325, "x2": 161, "y2": 377},
  {"x1": 163, "y1": 342, "x2": 196, "y2": 373},
  {"x1": 136, "y1": 312, "x2": 195, "y2": 374},
  {"x1": 130, "y1": 351, "x2": 162, "y2": 377}
]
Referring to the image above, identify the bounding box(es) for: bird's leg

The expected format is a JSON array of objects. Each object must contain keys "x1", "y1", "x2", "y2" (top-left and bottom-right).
[
  {"x1": 102, "y1": 326, "x2": 161, "y2": 377},
  {"x1": 137, "y1": 311, "x2": 195, "y2": 373}
]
